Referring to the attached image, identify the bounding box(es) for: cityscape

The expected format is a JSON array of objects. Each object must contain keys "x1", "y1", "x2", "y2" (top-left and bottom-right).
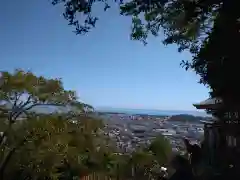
[{"x1": 97, "y1": 112, "x2": 209, "y2": 154}]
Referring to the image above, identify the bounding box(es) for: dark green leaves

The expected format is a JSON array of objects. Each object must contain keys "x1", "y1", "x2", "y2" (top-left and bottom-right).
[
  {"x1": 0, "y1": 70, "x2": 102, "y2": 179},
  {"x1": 0, "y1": 69, "x2": 92, "y2": 121}
]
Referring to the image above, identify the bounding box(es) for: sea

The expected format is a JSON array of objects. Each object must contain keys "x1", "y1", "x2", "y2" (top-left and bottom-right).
[
  {"x1": 22, "y1": 105, "x2": 209, "y2": 117},
  {"x1": 96, "y1": 107, "x2": 210, "y2": 117}
]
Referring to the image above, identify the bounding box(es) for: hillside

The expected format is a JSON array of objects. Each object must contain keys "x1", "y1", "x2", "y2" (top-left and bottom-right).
[{"x1": 168, "y1": 114, "x2": 205, "y2": 123}]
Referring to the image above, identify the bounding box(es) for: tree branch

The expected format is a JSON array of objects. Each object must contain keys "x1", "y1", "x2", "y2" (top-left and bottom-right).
[
  {"x1": 8, "y1": 92, "x2": 22, "y2": 126},
  {"x1": 0, "y1": 131, "x2": 47, "y2": 178},
  {"x1": 13, "y1": 92, "x2": 18, "y2": 108},
  {"x1": 0, "y1": 138, "x2": 27, "y2": 178},
  {"x1": 11, "y1": 96, "x2": 32, "y2": 121},
  {"x1": 0, "y1": 132, "x2": 6, "y2": 148},
  {"x1": 17, "y1": 95, "x2": 32, "y2": 112},
  {"x1": 13, "y1": 103, "x2": 65, "y2": 120}
]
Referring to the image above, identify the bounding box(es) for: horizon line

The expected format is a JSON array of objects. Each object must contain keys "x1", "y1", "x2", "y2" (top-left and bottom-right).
[{"x1": 94, "y1": 106, "x2": 204, "y2": 112}]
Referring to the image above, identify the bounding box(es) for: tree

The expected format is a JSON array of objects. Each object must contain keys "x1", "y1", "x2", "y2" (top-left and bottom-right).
[
  {"x1": 126, "y1": 136, "x2": 172, "y2": 180},
  {"x1": 2, "y1": 115, "x2": 109, "y2": 180},
  {"x1": 148, "y1": 135, "x2": 172, "y2": 165},
  {"x1": 102, "y1": 153, "x2": 132, "y2": 179},
  {"x1": 51, "y1": 0, "x2": 240, "y2": 108},
  {"x1": 130, "y1": 150, "x2": 155, "y2": 180},
  {"x1": 0, "y1": 69, "x2": 100, "y2": 179},
  {"x1": 0, "y1": 69, "x2": 93, "y2": 123}
]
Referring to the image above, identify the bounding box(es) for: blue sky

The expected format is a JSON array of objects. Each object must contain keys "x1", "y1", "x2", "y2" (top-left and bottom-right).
[{"x1": 0, "y1": 0, "x2": 209, "y2": 110}]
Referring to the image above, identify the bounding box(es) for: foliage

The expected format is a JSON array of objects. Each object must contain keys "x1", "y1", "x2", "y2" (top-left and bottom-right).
[
  {"x1": 51, "y1": 0, "x2": 240, "y2": 107},
  {"x1": 0, "y1": 69, "x2": 110, "y2": 179},
  {"x1": 2, "y1": 115, "x2": 109, "y2": 180},
  {"x1": 105, "y1": 153, "x2": 133, "y2": 179},
  {"x1": 51, "y1": 0, "x2": 216, "y2": 47},
  {"x1": 124, "y1": 136, "x2": 172, "y2": 179},
  {"x1": 0, "y1": 69, "x2": 93, "y2": 120},
  {"x1": 148, "y1": 135, "x2": 172, "y2": 165},
  {"x1": 0, "y1": 69, "x2": 174, "y2": 180},
  {"x1": 130, "y1": 150, "x2": 155, "y2": 179}
]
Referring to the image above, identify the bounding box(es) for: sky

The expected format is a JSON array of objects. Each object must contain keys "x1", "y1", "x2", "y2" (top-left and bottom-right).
[{"x1": 0, "y1": 0, "x2": 209, "y2": 111}]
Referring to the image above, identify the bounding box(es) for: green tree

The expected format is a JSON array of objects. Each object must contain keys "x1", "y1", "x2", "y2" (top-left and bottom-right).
[
  {"x1": 108, "y1": 154, "x2": 133, "y2": 179},
  {"x1": 148, "y1": 135, "x2": 172, "y2": 165},
  {"x1": 115, "y1": 137, "x2": 172, "y2": 180},
  {"x1": 0, "y1": 69, "x2": 93, "y2": 123},
  {"x1": 0, "y1": 69, "x2": 106, "y2": 179},
  {"x1": 3, "y1": 115, "x2": 108, "y2": 180},
  {"x1": 129, "y1": 150, "x2": 155, "y2": 180}
]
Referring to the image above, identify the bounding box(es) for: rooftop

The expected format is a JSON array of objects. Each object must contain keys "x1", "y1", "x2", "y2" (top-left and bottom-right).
[{"x1": 193, "y1": 97, "x2": 222, "y2": 110}]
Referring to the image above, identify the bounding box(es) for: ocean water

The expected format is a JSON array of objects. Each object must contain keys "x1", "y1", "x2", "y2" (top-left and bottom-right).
[{"x1": 96, "y1": 107, "x2": 209, "y2": 117}]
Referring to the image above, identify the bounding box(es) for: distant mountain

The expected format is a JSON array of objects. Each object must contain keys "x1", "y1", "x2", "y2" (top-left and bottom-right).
[
  {"x1": 96, "y1": 107, "x2": 210, "y2": 117},
  {"x1": 31, "y1": 105, "x2": 68, "y2": 114},
  {"x1": 1, "y1": 102, "x2": 70, "y2": 114},
  {"x1": 168, "y1": 114, "x2": 209, "y2": 122}
]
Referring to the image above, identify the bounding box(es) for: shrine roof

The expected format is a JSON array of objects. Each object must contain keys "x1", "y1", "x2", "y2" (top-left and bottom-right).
[{"x1": 193, "y1": 97, "x2": 222, "y2": 110}]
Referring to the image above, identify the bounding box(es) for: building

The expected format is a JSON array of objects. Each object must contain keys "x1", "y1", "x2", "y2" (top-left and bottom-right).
[{"x1": 193, "y1": 97, "x2": 240, "y2": 169}]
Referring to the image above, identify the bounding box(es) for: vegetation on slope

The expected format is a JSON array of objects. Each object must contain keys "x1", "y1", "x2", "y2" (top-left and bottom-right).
[
  {"x1": 168, "y1": 114, "x2": 203, "y2": 123},
  {"x1": 0, "y1": 69, "x2": 173, "y2": 180}
]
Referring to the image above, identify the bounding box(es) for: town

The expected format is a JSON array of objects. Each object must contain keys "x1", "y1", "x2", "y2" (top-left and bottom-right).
[{"x1": 97, "y1": 112, "x2": 208, "y2": 154}]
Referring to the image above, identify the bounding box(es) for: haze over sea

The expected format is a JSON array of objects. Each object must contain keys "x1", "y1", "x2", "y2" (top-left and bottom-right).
[{"x1": 96, "y1": 107, "x2": 209, "y2": 117}]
